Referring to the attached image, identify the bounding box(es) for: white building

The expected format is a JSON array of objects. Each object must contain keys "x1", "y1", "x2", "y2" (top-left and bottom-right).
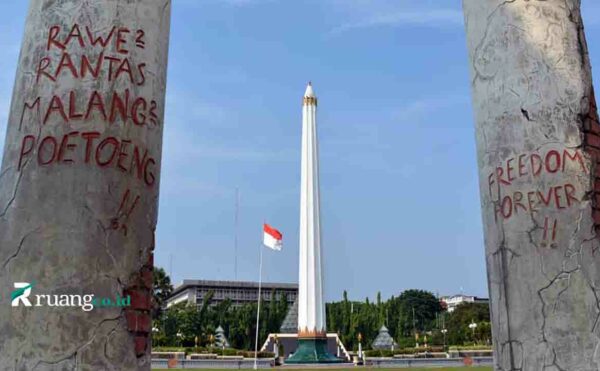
[
  {"x1": 166, "y1": 279, "x2": 297, "y2": 308},
  {"x1": 440, "y1": 294, "x2": 489, "y2": 312}
]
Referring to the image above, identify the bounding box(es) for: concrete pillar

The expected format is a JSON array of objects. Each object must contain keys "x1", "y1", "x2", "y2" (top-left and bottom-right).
[
  {"x1": 0, "y1": 1, "x2": 170, "y2": 369},
  {"x1": 463, "y1": 1, "x2": 600, "y2": 369}
]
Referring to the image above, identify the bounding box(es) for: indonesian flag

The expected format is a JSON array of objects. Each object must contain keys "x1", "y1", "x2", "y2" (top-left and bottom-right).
[{"x1": 263, "y1": 223, "x2": 283, "y2": 251}]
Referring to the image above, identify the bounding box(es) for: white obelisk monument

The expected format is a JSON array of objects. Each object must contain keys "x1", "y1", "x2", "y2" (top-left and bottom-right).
[{"x1": 287, "y1": 83, "x2": 339, "y2": 363}]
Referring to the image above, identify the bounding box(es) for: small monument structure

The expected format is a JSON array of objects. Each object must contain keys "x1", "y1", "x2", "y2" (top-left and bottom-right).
[
  {"x1": 372, "y1": 325, "x2": 398, "y2": 351},
  {"x1": 215, "y1": 325, "x2": 230, "y2": 349},
  {"x1": 279, "y1": 298, "x2": 299, "y2": 334}
]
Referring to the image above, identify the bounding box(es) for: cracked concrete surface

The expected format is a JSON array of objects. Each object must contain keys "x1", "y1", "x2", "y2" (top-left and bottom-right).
[
  {"x1": 0, "y1": 1, "x2": 171, "y2": 370},
  {"x1": 463, "y1": 0, "x2": 600, "y2": 370}
]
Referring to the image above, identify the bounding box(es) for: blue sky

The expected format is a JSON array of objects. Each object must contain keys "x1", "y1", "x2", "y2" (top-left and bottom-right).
[{"x1": 1, "y1": 1, "x2": 600, "y2": 302}]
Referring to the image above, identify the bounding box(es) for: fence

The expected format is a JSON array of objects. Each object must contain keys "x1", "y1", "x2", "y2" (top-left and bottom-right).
[
  {"x1": 151, "y1": 357, "x2": 493, "y2": 369},
  {"x1": 151, "y1": 358, "x2": 272, "y2": 369}
]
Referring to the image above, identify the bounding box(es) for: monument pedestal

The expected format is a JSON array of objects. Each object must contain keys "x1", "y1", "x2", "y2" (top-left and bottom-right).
[{"x1": 286, "y1": 338, "x2": 341, "y2": 364}]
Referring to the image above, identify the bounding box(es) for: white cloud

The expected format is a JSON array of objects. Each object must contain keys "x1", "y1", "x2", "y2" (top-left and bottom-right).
[
  {"x1": 163, "y1": 90, "x2": 295, "y2": 163},
  {"x1": 329, "y1": 9, "x2": 464, "y2": 35},
  {"x1": 220, "y1": 0, "x2": 267, "y2": 5},
  {"x1": 159, "y1": 174, "x2": 228, "y2": 198},
  {"x1": 177, "y1": 0, "x2": 271, "y2": 8},
  {"x1": 395, "y1": 95, "x2": 469, "y2": 122},
  {"x1": 163, "y1": 121, "x2": 293, "y2": 164},
  {"x1": 164, "y1": 89, "x2": 235, "y2": 129}
]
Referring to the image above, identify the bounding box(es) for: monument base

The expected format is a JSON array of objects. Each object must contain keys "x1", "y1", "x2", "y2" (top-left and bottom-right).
[{"x1": 286, "y1": 338, "x2": 342, "y2": 364}]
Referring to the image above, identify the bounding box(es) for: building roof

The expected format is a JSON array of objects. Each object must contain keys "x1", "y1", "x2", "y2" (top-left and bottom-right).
[
  {"x1": 170, "y1": 279, "x2": 298, "y2": 297},
  {"x1": 440, "y1": 294, "x2": 489, "y2": 301}
]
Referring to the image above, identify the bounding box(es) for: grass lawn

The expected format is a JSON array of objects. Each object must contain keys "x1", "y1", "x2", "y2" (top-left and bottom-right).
[{"x1": 154, "y1": 368, "x2": 493, "y2": 371}]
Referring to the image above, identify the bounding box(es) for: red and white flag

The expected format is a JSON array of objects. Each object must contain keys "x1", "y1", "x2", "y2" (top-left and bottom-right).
[{"x1": 263, "y1": 223, "x2": 283, "y2": 251}]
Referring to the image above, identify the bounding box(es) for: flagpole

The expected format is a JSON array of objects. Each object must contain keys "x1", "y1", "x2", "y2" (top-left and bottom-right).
[
  {"x1": 254, "y1": 231, "x2": 264, "y2": 370},
  {"x1": 234, "y1": 188, "x2": 239, "y2": 280}
]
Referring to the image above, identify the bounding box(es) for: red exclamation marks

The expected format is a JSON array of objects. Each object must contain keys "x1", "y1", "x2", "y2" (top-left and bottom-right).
[
  {"x1": 541, "y1": 217, "x2": 558, "y2": 247},
  {"x1": 111, "y1": 188, "x2": 140, "y2": 236}
]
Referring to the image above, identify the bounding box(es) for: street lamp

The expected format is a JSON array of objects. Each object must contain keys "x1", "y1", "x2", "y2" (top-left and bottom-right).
[
  {"x1": 152, "y1": 327, "x2": 160, "y2": 347},
  {"x1": 441, "y1": 328, "x2": 448, "y2": 350},
  {"x1": 176, "y1": 331, "x2": 184, "y2": 347},
  {"x1": 357, "y1": 333, "x2": 363, "y2": 361},
  {"x1": 468, "y1": 321, "x2": 477, "y2": 342},
  {"x1": 273, "y1": 334, "x2": 279, "y2": 358}
]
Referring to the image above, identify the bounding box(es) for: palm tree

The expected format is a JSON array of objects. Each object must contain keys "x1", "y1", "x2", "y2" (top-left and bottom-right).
[{"x1": 153, "y1": 266, "x2": 173, "y2": 320}]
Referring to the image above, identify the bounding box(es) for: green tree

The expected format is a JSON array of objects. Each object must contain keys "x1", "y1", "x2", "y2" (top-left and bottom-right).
[
  {"x1": 154, "y1": 287, "x2": 454, "y2": 351},
  {"x1": 157, "y1": 302, "x2": 197, "y2": 346},
  {"x1": 388, "y1": 289, "x2": 443, "y2": 339},
  {"x1": 267, "y1": 290, "x2": 278, "y2": 334},
  {"x1": 153, "y1": 266, "x2": 173, "y2": 320},
  {"x1": 376, "y1": 291, "x2": 385, "y2": 326},
  {"x1": 446, "y1": 302, "x2": 491, "y2": 345}
]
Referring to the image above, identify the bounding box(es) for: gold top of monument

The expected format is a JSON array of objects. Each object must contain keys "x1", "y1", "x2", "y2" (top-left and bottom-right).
[{"x1": 303, "y1": 82, "x2": 317, "y2": 106}]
